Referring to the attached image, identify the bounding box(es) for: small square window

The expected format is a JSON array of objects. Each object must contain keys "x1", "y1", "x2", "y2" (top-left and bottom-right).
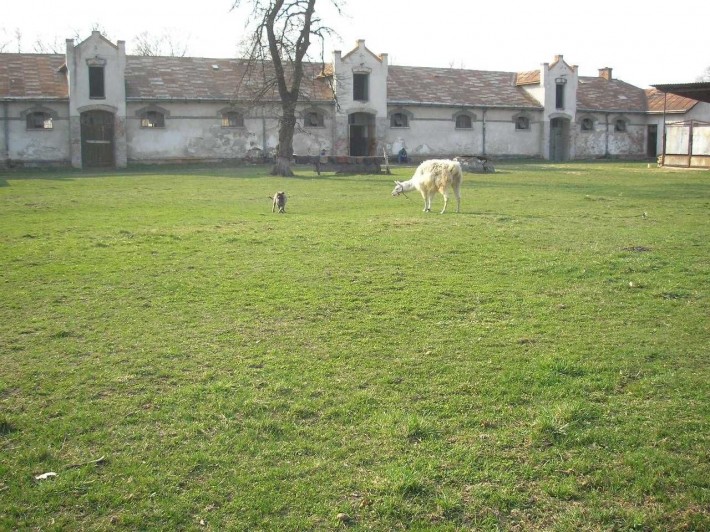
[
  {"x1": 222, "y1": 111, "x2": 244, "y2": 128},
  {"x1": 391, "y1": 112, "x2": 409, "y2": 128},
  {"x1": 141, "y1": 111, "x2": 165, "y2": 128},
  {"x1": 304, "y1": 111, "x2": 324, "y2": 128},
  {"x1": 581, "y1": 118, "x2": 594, "y2": 131},
  {"x1": 455, "y1": 115, "x2": 472, "y2": 129},
  {"x1": 26, "y1": 112, "x2": 53, "y2": 130},
  {"x1": 515, "y1": 116, "x2": 530, "y2": 130},
  {"x1": 615, "y1": 119, "x2": 627, "y2": 132}
]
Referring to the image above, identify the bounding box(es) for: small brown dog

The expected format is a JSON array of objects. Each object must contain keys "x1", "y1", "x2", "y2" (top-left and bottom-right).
[{"x1": 271, "y1": 191, "x2": 287, "y2": 213}]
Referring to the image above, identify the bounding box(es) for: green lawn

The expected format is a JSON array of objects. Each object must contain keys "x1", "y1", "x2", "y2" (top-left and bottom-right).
[{"x1": 1, "y1": 162, "x2": 708, "y2": 530}]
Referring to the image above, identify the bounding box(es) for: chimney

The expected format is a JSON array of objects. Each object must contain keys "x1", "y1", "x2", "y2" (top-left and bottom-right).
[{"x1": 599, "y1": 67, "x2": 613, "y2": 80}]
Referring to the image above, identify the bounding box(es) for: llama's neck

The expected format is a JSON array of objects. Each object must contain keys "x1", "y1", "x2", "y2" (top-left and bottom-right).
[{"x1": 400, "y1": 179, "x2": 417, "y2": 192}]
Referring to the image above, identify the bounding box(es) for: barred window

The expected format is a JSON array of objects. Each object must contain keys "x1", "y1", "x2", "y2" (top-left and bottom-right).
[{"x1": 455, "y1": 115, "x2": 472, "y2": 129}]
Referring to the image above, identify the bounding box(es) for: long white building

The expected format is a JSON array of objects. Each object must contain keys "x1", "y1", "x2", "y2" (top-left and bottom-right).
[{"x1": 1, "y1": 32, "x2": 708, "y2": 169}]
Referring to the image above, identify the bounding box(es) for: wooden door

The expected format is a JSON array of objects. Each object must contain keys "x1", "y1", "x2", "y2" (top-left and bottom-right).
[
  {"x1": 550, "y1": 118, "x2": 567, "y2": 162},
  {"x1": 81, "y1": 111, "x2": 115, "y2": 168}
]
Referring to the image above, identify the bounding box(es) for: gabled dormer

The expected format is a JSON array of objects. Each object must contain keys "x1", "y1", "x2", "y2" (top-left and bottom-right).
[
  {"x1": 65, "y1": 32, "x2": 128, "y2": 168},
  {"x1": 332, "y1": 39, "x2": 388, "y2": 117},
  {"x1": 540, "y1": 54, "x2": 579, "y2": 121},
  {"x1": 66, "y1": 31, "x2": 126, "y2": 118}
]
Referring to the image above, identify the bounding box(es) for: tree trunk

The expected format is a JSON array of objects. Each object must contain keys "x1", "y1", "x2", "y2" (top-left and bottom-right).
[
  {"x1": 271, "y1": 101, "x2": 297, "y2": 177},
  {"x1": 271, "y1": 156, "x2": 294, "y2": 177}
]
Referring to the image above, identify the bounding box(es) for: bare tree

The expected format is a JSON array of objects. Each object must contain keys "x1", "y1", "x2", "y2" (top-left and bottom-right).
[
  {"x1": 698, "y1": 66, "x2": 710, "y2": 82},
  {"x1": 0, "y1": 28, "x2": 22, "y2": 53},
  {"x1": 231, "y1": 0, "x2": 341, "y2": 176},
  {"x1": 131, "y1": 31, "x2": 190, "y2": 57}
]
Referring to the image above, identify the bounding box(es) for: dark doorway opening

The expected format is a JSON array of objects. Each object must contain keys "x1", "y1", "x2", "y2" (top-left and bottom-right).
[
  {"x1": 549, "y1": 117, "x2": 569, "y2": 162},
  {"x1": 349, "y1": 112, "x2": 375, "y2": 156},
  {"x1": 647, "y1": 125, "x2": 658, "y2": 157}
]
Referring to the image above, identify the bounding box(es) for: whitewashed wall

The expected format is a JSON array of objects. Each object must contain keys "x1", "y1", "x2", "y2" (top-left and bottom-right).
[{"x1": 3, "y1": 101, "x2": 71, "y2": 165}]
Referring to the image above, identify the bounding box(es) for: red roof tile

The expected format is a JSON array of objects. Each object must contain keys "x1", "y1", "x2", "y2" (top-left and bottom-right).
[
  {"x1": 124, "y1": 56, "x2": 333, "y2": 102},
  {"x1": 388, "y1": 65, "x2": 541, "y2": 108},
  {"x1": 515, "y1": 70, "x2": 540, "y2": 86},
  {"x1": 576, "y1": 77, "x2": 648, "y2": 112},
  {"x1": 0, "y1": 53, "x2": 67, "y2": 99}
]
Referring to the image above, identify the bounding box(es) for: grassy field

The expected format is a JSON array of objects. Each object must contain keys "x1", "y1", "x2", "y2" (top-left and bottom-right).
[{"x1": 0, "y1": 161, "x2": 708, "y2": 530}]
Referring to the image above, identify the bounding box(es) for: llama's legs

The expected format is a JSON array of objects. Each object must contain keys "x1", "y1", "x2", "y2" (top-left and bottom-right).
[{"x1": 440, "y1": 190, "x2": 449, "y2": 214}]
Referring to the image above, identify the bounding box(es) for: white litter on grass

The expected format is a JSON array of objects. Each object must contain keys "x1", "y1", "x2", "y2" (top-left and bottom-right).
[{"x1": 35, "y1": 472, "x2": 57, "y2": 480}]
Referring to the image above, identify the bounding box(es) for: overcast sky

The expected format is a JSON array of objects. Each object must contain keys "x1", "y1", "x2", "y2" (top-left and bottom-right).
[{"x1": 3, "y1": 0, "x2": 709, "y2": 88}]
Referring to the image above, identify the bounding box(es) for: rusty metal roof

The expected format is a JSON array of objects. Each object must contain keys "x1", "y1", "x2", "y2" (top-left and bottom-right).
[
  {"x1": 651, "y1": 82, "x2": 710, "y2": 104},
  {"x1": 645, "y1": 87, "x2": 698, "y2": 113}
]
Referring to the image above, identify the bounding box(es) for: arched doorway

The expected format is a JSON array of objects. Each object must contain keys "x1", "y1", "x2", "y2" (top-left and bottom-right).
[
  {"x1": 80, "y1": 110, "x2": 115, "y2": 168},
  {"x1": 349, "y1": 112, "x2": 376, "y2": 156},
  {"x1": 549, "y1": 117, "x2": 570, "y2": 162}
]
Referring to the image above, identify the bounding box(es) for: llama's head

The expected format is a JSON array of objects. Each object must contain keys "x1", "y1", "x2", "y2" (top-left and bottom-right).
[{"x1": 391, "y1": 181, "x2": 405, "y2": 197}]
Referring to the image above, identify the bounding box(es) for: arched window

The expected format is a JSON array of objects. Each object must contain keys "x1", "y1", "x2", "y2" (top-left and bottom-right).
[
  {"x1": 581, "y1": 117, "x2": 594, "y2": 131},
  {"x1": 26, "y1": 111, "x2": 53, "y2": 130},
  {"x1": 221, "y1": 111, "x2": 244, "y2": 128},
  {"x1": 390, "y1": 112, "x2": 409, "y2": 128},
  {"x1": 455, "y1": 115, "x2": 472, "y2": 129},
  {"x1": 515, "y1": 116, "x2": 530, "y2": 130},
  {"x1": 141, "y1": 110, "x2": 165, "y2": 128}
]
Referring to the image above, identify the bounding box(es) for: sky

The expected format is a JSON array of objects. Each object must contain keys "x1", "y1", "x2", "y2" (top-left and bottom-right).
[{"x1": 2, "y1": 0, "x2": 709, "y2": 88}]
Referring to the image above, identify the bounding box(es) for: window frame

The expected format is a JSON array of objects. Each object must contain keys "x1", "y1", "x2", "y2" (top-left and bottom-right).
[
  {"x1": 26, "y1": 111, "x2": 54, "y2": 130},
  {"x1": 390, "y1": 112, "x2": 409, "y2": 128},
  {"x1": 303, "y1": 110, "x2": 325, "y2": 128},
  {"x1": 140, "y1": 110, "x2": 166, "y2": 129},
  {"x1": 221, "y1": 111, "x2": 245, "y2": 128},
  {"x1": 455, "y1": 114, "x2": 473, "y2": 129},
  {"x1": 555, "y1": 83, "x2": 565, "y2": 109},
  {"x1": 353, "y1": 73, "x2": 369, "y2": 102},
  {"x1": 89, "y1": 66, "x2": 106, "y2": 99},
  {"x1": 614, "y1": 118, "x2": 628, "y2": 133},
  {"x1": 580, "y1": 117, "x2": 595, "y2": 132},
  {"x1": 515, "y1": 116, "x2": 530, "y2": 131}
]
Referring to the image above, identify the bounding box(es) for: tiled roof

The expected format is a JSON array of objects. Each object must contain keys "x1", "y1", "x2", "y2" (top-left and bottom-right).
[
  {"x1": 0, "y1": 53, "x2": 68, "y2": 99},
  {"x1": 388, "y1": 65, "x2": 541, "y2": 108},
  {"x1": 645, "y1": 87, "x2": 698, "y2": 113},
  {"x1": 576, "y1": 77, "x2": 648, "y2": 112},
  {"x1": 515, "y1": 70, "x2": 540, "y2": 85},
  {"x1": 0, "y1": 52, "x2": 702, "y2": 115},
  {"x1": 124, "y1": 56, "x2": 333, "y2": 102}
]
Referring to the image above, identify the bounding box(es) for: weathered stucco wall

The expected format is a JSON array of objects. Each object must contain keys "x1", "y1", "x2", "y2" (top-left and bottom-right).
[
  {"x1": 125, "y1": 102, "x2": 334, "y2": 163},
  {"x1": 3, "y1": 102, "x2": 71, "y2": 164},
  {"x1": 384, "y1": 107, "x2": 542, "y2": 158}
]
